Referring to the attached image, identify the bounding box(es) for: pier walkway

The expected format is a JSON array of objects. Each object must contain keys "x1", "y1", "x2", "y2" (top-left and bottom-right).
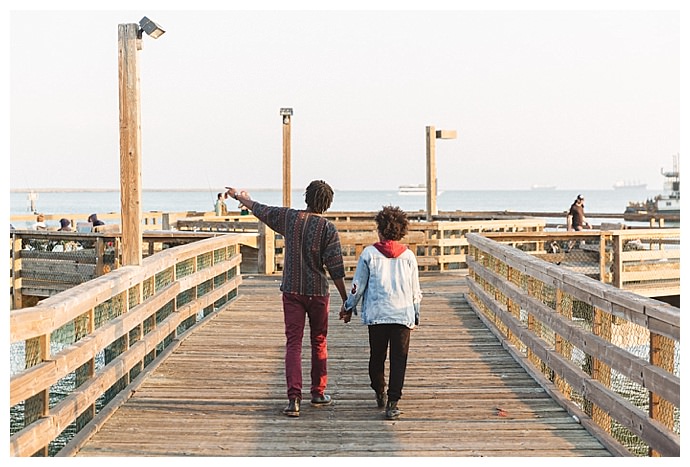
[{"x1": 74, "y1": 273, "x2": 611, "y2": 457}]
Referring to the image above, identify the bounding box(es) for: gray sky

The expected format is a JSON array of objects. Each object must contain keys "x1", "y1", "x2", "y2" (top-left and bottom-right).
[{"x1": 7, "y1": 1, "x2": 682, "y2": 192}]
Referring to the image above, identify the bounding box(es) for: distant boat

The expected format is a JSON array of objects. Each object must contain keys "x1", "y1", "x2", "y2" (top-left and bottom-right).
[
  {"x1": 398, "y1": 184, "x2": 426, "y2": 195},
  {"x1": 613, "y1": 180, "x2": 647, "y2": 190},
  {"x1": 398, "y1": 184, "x2": 443, "y2": 196},
  {"x1": 530, "y1": 184, "x2": 556, "y2": 191},
  {"x1": 624, "y1": 154, "x2": 680, "y2": 221},
  {"x1": 656, "y1": 157, "x2": 680, "y2": 214}
]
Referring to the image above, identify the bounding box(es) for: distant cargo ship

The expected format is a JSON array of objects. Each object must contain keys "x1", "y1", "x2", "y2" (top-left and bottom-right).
[
  {"x1": 613, "y1": 180, "x2": 647, "y2": 190},
  {"x1": 530, "y1": 184, "x2": 556, "y2": 191}
]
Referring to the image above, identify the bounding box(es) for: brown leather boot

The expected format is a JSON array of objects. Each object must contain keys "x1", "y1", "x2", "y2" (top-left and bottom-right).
[{"x1": 283, "y1": 398, "x2": 300, "y2": 417}]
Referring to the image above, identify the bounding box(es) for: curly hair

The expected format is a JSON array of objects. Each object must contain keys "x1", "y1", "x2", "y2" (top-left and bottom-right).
[
  {"x1": 304, "y1": 180, "x2": 334, "y2": 214},
  {"x1": 375, "y1": 205, "x2": 409, "y2": 241}
]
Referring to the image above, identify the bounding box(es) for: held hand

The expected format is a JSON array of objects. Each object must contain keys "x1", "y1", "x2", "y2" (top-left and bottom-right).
[{"x1": 339, "y1": 304, "x2": 353, "y2": 323}]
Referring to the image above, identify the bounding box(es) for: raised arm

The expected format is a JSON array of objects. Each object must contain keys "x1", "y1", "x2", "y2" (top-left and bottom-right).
[{"x1": 225, "y1": 187, "x2": 255, "y2": 211}]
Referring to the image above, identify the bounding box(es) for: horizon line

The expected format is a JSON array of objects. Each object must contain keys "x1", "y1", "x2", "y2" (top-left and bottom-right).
[{"x1": 10, "y1": 187, "x2": 660, "y2": 193}]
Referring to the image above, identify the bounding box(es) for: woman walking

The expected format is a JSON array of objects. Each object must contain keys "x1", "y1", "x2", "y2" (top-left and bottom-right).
[{"x1": 341, "y1": 205, "x2": 422, "y2": 420}]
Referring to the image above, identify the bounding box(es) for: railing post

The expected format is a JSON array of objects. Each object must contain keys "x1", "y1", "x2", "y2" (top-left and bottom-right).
[
  {"x1": 24, "y1": 332, "x2": 50, "y2": 455},
  {"x1": 649, "y1": 332, "x2": 676, "y2": 457},
  {"x1": 258, "y1": 222, "x2": 275, "y2": 274},
  {"x1": 505, "y1": 264, "x2": 519, "y2": 348},
  {"x1": 95, "y1": 237, "x2": 106, "y2": 276},
  {"x1": 526, "y1": 276, "x2": 539, "y2": 367},
  {"x1": 612, "y1": 233, "x2": 623, "y2": 288},
  {"x1": 599, "y1": 232, "x2": 609, "y2": 283},
  {"x1": 75, "y1": 309, "x2": 96, "y2": 431},
  {"x1": 591, "y1": 307, "x2": 613, "y2": 433},
  {"x1": 554, "y1": 288, "x2": 572, "y2": 395},
  {"x1": 12, "y1": 235, "x2": 23, "y2": 309}
]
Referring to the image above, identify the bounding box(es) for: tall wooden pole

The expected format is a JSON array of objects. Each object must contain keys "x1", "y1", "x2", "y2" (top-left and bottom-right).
[
  {"x1": 426, "y1": 126, "x2": 437, "y2": 221},
  {"x1": 118, "y1": 24, "x2": 143, "y2": 266},
  {"x1": 281, "y1": 108, "x2": 293, "y2": 208},
  {"x1": 426, "y1": 126, "x2": 457, "y2": 221}
]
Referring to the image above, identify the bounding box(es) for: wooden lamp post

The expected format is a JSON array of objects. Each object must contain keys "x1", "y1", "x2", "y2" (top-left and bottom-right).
[
  {"x1": 118, "y1": 17, "x2": 165, "y2": 266},
  {"x1": 426, "y1": 126, "x2": 457, "y2": 221},
  {"x1": 280, "y1": 108, "x2": 293, "y2": 208}
]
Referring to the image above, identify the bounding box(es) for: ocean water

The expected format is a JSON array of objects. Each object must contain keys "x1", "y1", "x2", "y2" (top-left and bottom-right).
[{"x1": 10, "y1": 188, "x2": 669, "y2": 230}]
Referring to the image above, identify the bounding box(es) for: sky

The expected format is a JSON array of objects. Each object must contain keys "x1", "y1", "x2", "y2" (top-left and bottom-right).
[
  {"x1": 2, "y1": 3, "x2": 687, "y2": 461},
  {"x1": 6, "y1": 1, "x2": 683, "y2": 193}
]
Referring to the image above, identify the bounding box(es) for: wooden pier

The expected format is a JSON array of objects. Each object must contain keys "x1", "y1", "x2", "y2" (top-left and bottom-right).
[
  {"x1": 10, "y1": 226, "x2": 679, "y2": 457},
  {"x1": 73, "y1": 273, "x2": 611, "y2": 457}
]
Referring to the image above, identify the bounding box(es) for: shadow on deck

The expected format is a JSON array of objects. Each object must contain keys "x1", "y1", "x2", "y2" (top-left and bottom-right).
[{"x1": 75, "y1": 273, "x2": 612, "y2": 457}]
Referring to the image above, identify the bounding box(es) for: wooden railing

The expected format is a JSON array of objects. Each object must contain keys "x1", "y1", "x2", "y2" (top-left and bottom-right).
[
  {"x1": 480, "y1": 228, "x2": 681, "y2": 298},
  {"x1": 12, "y1": 224, "x2": 678, "y2": 303},
  {"x1": 10, "y1": 211, "x2": 166, "y2": 231},
  {"x1": 176, "y1": 218, "x2": 680, "y2": 297},
  {"x1": 9, "y1": 229, "x2": 254, "y2": 308},
  {"x1": 9, "y1": 234, "x2": 248, "y2": 457},
  {"x1": 9, "y1": 219, "x2": 680, "y2": 457},
  {"x1": 465, "y1": 233, "x2": 680, "y2": 457},
  {"x1": 177, "y1": 215, "x2": 547, "y2": 276},
  {"x1": 11, "y1": 208, "x2": 671, "y2": 234}
]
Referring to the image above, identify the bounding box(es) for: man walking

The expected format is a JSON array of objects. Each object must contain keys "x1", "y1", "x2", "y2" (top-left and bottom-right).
[{"x1": 225, "y1": 180, "x2": 347, "y2": 417}]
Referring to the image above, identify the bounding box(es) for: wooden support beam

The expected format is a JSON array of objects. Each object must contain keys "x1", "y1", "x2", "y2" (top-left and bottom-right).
[{"x1": 118, "y1": 23, "x2": 143, "y2": 266}]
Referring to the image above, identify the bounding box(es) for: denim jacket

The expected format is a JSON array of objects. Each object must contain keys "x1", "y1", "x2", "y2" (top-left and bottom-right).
[{"x1": 344, "y1": 245, "x2": 422, "y2": 328}]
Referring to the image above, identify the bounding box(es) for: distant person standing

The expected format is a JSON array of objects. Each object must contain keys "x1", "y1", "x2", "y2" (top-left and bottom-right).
[
  {"x1": 214, "y1": 192, "x2": 228, "y2": 216},
  {"x1": 341, "y1": 205, "x2": 422, "y2": 420},
  {"x1": 225, "y1": 180, "x2": 348, "y2": 418},
  {"x1": 567, "y1": 194, "x2": 590, "y2": 231},
  {"x1": 567, "y1": 194, "x2": 591, "y2": 251}
]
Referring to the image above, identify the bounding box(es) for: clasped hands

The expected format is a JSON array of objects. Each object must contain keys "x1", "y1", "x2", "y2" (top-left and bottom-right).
[{"x1": 339, "y1": 304, "x2": 353, "y2": 323}]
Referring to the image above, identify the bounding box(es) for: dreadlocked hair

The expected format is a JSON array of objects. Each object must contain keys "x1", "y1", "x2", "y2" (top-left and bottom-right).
[
  {"x1": 375, "y1": 205, "x2": 409, "y2": 241},
  {"x1": 304, "y1": 180, "x2": 334, "y2": 214}
]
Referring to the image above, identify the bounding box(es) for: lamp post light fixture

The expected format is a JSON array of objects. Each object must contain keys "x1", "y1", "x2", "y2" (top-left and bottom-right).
[
  {"x1": 426, "y1": 126, "x2": 457, "y2": 221},
  {"x1": 139, "y1": 16, "x2": 166, "y2": 39},
  {"x1": 118, "y1": 16, "x2": 165, "y2": 266},
  {"x1": 280, "y1": 108, "x2": 293, "y2": 207},
  {"x1": 280, "y1": 107, "x2": 293, "y2": 124}
]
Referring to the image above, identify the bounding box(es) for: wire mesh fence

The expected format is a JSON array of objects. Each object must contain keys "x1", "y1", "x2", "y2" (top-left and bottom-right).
[{"x1": 466, "y1": 232, "x2": 680, "y2": 457}]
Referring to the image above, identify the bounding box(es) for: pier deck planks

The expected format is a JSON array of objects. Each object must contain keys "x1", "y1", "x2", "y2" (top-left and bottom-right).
[{"x1": 76, "y1": 273, "x2": 612, "y2": 457}]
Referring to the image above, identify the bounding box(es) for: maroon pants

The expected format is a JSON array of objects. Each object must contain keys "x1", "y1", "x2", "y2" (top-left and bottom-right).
[{"x1": 282, "y1": 293, "x2": 330, "y2": 401}]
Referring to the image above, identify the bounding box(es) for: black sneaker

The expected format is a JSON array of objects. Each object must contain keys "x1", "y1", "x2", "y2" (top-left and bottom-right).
[
  {"x1": 376, "y1": 392, "x2": 387, "y2": 409},
  {"x1": 385, "y1": 400, "x2": 400, "y2": 420},
  {"x1": 283, "y1": 398, "x2": 300, "y2": 417},
  {"x1": 310, "y1": 394, "x2": 333, "y2": 406}
]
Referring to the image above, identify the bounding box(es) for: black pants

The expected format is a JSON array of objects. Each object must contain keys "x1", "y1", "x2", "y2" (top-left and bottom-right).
[{"x1": 368, "y1": 324, "x2": 411, "y2": 402}]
